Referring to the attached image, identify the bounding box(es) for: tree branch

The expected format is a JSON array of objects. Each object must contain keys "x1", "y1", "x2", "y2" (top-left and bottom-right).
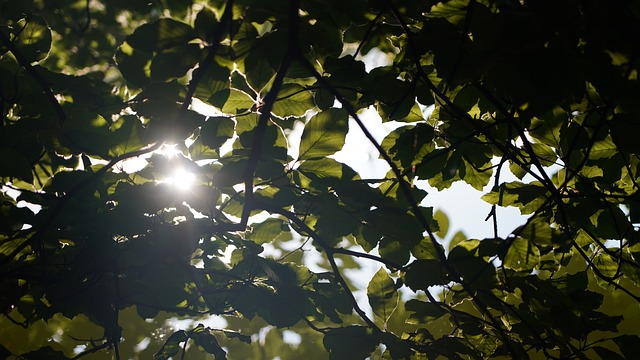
[
  {"x1": 237, "y1": 0, "x2": 299, "y2": 229},
  {"x1": 259, "y1": 202, "x2": 382, "y2": 333},
  {"x1": 0, "y1": 30, "x2": 66, "y2": 125}
]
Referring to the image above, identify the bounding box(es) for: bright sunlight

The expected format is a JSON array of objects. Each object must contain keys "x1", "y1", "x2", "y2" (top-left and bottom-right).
[{"x1": 162, "y1": 168, "x2": 196, "y2": 191}]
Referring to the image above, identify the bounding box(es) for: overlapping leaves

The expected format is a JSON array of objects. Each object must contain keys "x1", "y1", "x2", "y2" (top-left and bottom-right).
[{"x1": 2, "y1": 0, "x2": 640, "y2": 359}]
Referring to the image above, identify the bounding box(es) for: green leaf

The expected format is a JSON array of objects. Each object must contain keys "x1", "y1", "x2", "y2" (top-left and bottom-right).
[
  {"x1": 154, "y1": 330, "x2": 188, "y2": 360},
  {"x1": 405, "y1": 299, "x2": 448, "y2": 323},
  {"x1": 403, "y1": 259, "x2": 447, "y2": 291},
  {"x1": 127, "y1": 18, "x2": 196, "y2": 53},
  {"x1": 220, "y1": 89, "x2": 255, "y2": 114},
  {"x1": 220, "y1": 329, "x2": 252, "y2": 344},
  {"x1": 503, "y1": 238, "x2": 540, "y2": 272},
  {"x1": 193, "y1": 62, "x2": 231, "y2": 107},
  {"x1": 592, "y1": 251, "x2": 618, "y2": 279},
  {"x1": 481, "y1": 181, "x2": 548, "y2": 215},
  {"x1": 247, "y1": 218, "x2": 290, "y2": 244},
  {"x1": 194, "y1": 7, "x2": 219, "y2": 43},
  {"x1": 272, "y1": 83, "x2": 315, "y2": 118},
  {"x1": 109, "y1": 115, "x2": 147, "y2": 156},
  {"x1": 150, "y1": 43, "x2": 200, "y2": 81},
  {"x1": 115, "y1": 42, "x2": 152, "y2": 87},
  {"x1": 592, "y1": 346, "x2": 625, "y2": 360},
  {"x1": 13, "y1": 16, "x2": 51, "y2": 62},
  {"x1": 411, "y1": 236, "x2": 444, "y2": 260},
  {"x1": 189, "y1": 324, "x2": 227, "y2": 360},
  {"x1": 613, "y1": 335, "x2": 640, "y2": 360},
  {"x1": 244, "y1": 44, "x2": 277, "y2": 92},
  {"x1": 367, "y1": 268, "x2": 399, "y2": 323},
  {"x1": 298, "y1": 108, "x2": 348, "y2": 160},
  {"x1": 323, "y1": 326, "x2": 379, "y2": 360},
  {"x1": 200, "y1": 116, "x2": 235, "y2": 149},
  {"x1": 433, "y1": 209, "x2": 449, "y2": 238}
]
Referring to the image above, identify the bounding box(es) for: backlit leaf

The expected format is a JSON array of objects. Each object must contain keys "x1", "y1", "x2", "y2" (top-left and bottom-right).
[
  {"x1": 272, "y1": 83, "x2": 314, "y2": 118},
  {"x1": 503, "y1": 238, "x2": 540, "y2": 272},
  {"x1": 298, "y1": 108, "x2": 348, "y2": 160},
  {"x1": 367, "y1": 268, "x2": 399, "y2": 323}
]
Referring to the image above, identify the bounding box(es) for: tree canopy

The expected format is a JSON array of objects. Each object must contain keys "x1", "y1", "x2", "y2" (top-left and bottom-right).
[{"x1": 2, "y1": 0, "x2": 640, "y2": 358}]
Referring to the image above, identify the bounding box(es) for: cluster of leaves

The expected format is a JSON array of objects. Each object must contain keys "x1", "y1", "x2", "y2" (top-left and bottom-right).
[{"x1": 2, "y1": 0, "x2": 640, "y2": 358}]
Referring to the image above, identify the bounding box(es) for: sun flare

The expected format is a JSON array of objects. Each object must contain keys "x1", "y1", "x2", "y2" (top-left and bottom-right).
[{"x1": 163, "y1": 168, "x2": 196, "y2": 190}]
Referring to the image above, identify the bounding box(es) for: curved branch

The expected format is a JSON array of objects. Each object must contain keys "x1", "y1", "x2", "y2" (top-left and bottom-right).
[
  {"x1": 238, "y1": 0, "x2": 299, "y2": 229},
  {"x1": 259, "y1": 201, "x2": 382, "y2": 333}
]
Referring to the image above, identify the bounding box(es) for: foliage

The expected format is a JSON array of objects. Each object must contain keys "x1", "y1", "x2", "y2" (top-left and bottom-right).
[{"x1": 1, "y1": 0, "x2": 640, "y2": 358}]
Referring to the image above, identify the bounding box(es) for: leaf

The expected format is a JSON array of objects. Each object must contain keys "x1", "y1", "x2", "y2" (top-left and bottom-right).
[
  {"x1": 411, "y1": 236, "x2": 444, "y2": 260},
  {"x1": 189, "y1": 324, "x2": 227, "y2": 360},
  {"x1": 14, "y1": 16, "x2": 51, "y2": 62},
  {"x1": 323, "y1": 326, "x2": 379, "y2": 360},
  {"x1": 367, "y1": 268, "x2": 399, "y2": 323},
  {"x1": 298, "y1": 108, "x2": 349, "y2": 160},
  {"x1": 244, "y1": 43, "x2": 277, "y2": 92},
  {"x1": 503, "y1": 238, "x2": 540, "y2": 272},
  {"x1": 115, "y1": 42, "x2": 152, "y2": 87},
  {"x1": 0, "y1": 148, "x2": 33, "y2": 183},
  {"x1": 194, "y1": 7, "x2": 219, "y2": 43},
  {"x1": 592, "y1": 251, "x2": 618, "y2": 279},
  {"x1": 405, "y1": 299, "x2": 448, "y2": 323},
  {"x1": 247, "y1": 217, "x2": 290, "y2": 244},
  {"x1": 220, "y1": 329, "x2": 252, "y2": 344},
  {"x1": 613, "y1": 335, "x2": 640, "y2": 360},
  {"x1": 592, "y1": 346, "x2": 625, "y2": 360},
  {"x1": 433, "y1": 209, "x2": 449, "y2": 238},
  {"x1": 154, "y1": 330, "x2": 188, "y2": 360},
  {"x1": 272, "y1": 83, "x2": 315, "y2": 118},
  {"x1": 20, "y1": 346, "x2": 67, "y2": 360},
  {"x1": 403, "y1": 259, "x2": 448, "y2": 291},
  {"x1": 220, "y1": 89, "x2": 255, "y2": 114},
  {"x1": 200, "y1": 116, "x2": 235, "y2": 149},
  {"x1": 193, "y1": 62, "x2": 231, "y2": 107},
  {"x1": 481, "y1": 181, "x2": 548, "y2": 215},
  {"x1": 150, "y1": 43, "x2": 200, "y2": 81},
  {"x1": 109, "y1": 115, "x2": 146, "y2": 156},
  {"x1": 127, "y1": 18, "x2": 196, "y2": 53}
]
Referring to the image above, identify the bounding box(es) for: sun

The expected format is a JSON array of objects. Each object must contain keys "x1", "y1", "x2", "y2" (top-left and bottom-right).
[{"x1": 163, "y1": 168, "x2": 196, "y2": 191}]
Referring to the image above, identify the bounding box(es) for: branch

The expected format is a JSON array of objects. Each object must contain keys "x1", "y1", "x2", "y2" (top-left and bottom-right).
[
  {"x1": 0, "y1": 143, "x2": 161, "y2": 269},
  {"x1": 375, "y1": 2, "x2": 529, "y2": 355},
  {"x1": 0, "y1": 29, "x2": 66, "y2": 125},
  {"x1": 71, "y1": 341, "x2": 112, "y2": 360},
  {"x1": 259, "y1": 202, "x2": 382, "y2": 333},
  {"x1": 331, "y1": 247, "x2": 406, "y2": 271},
  {"x1": 238, "y1": 0, "x2": 299, "y2": 229}
]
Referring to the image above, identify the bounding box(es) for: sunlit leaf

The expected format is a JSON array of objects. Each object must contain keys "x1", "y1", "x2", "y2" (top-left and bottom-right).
[
  {"x1": 298, "y1": 108, "x2": 348, "y2": 160},
  {"x1": 272, "y1": 83, "x2": 314, "y2": 118},
  {"x1": 503, "y1": 238, "x2": 540, "y2": 272},
  {"x1": 367, "y1": 268, "x2": 399, "y2": 323}
]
